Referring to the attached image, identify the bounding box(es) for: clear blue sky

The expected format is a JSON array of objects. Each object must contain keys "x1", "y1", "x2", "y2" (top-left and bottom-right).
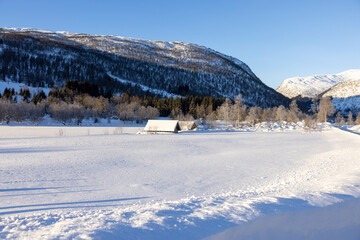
[{"x1": 1, "y1": 0, "x2": 359, "y2": 89}]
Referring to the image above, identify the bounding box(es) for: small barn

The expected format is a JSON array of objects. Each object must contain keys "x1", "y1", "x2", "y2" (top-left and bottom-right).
[
  {"x1": 144, "y1": 120, "x2": 181, "y2": 133},
  {"x1": 179, "y1": 121, "x2": 197, "y2": 131}
]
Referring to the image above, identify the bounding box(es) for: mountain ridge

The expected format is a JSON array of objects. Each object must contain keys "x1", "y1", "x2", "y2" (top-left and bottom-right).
[
  {"x1": 322, "y1": 79, "x2": 360, "y2": 98},
  {"x1": 276, "y1": 69, "x2": 360, "y2": 99},
  {"x1": 0, "y1": 27, "x2": 290, "y2": 108}
]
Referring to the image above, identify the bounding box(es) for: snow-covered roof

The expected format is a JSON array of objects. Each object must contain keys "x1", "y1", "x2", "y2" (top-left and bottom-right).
[{"x1": 144, "y1": 120, "x2": 181, "y2": 133}]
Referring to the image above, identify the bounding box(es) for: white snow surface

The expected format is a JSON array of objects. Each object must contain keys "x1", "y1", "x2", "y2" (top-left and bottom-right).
[
  {"x1": 207, "y1": 197, "x2": 360, "y2": 240},
  {"x1": 107, "y1": 73, "x2": 181, "y2": 98},
  {"x1": 0, "y1": 79, "x2": 51, "y2": 96},
  {"x1": 1, "y1": 126, "x2": 360, "y2": 239},
  {"x1": 276, "y1": 69, "x2": 360, "y2": 98}
]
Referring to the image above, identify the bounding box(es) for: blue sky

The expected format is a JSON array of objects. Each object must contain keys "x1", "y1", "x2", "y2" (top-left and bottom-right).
[{"x1": 0, "y1": 0, "x2": 359, "y2": 88}]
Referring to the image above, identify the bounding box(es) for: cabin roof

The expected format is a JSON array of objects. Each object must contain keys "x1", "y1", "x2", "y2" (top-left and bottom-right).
[{"x1": 144, "y1": 120, "x2": 181, "y2": 133}]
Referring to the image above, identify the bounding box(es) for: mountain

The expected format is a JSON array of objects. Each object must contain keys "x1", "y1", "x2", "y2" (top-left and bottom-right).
[
  {"x1": 276, "y1": 69, "x2": 360, "y2": 99},
  {"x1": 321, "y1": 79, "x2": 360, "y2": 114},
  {"x1": 0, "y1": 28, "x2": 290, "y2": 108}
]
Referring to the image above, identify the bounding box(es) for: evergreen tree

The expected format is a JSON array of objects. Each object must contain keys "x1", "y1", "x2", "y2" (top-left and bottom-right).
[{"x1": 188, "y1": 98, "x2": 196, "y2": 117}]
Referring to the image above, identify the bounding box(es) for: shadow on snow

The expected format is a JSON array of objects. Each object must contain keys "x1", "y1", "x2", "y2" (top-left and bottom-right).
[
  {"x1": 90, "y1": 193, "x2": 357, "y2": 240},
  {"x1": 0, "y1": 197, "x2": 149, "y2": 215}
]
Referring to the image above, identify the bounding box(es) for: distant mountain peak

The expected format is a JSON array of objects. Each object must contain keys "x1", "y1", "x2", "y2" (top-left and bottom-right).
[{"x1": 276, "y1": 69, "x2": 360, "y2": 99}]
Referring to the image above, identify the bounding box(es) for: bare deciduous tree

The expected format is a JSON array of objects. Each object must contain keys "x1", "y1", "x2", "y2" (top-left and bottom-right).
[
  {"x1": 347, "y1": 112, "x2": 354, "y2": 125},
  {"x1": 28, "y1": 102, "x2": 45, "y2": 124},
  {"x1": 355, "y1": 113, "x2": 360, "y2": 125},
  {"x1": 233, "y1": 94, "x2": 245, "y2": 128},
  {"x1": 276, "y1": 105, "x2": 287, "y2": 123},
  {"x1": 0, "y1": 99, "x2": 11, "y2": 123},
  {"x1": 317, "y1": 97, "x2": 335, "y2": 123},
  {"x1": 217, "y1": 98, "x2": 231, "y2": 129},
  {"x1": 287, "y1": 100, "x2": 299, "y2": 123},
  {"x1": 246, "y1": 106, "x2": 261, "y2": 125},
  {"x1": 11, "y1": 102, "x2": 27, "y2": 122},
  {"x1": 48, "y1": 102, "x2": 74, "y2": 125},
  {"x1": 304, "y1": 115, "x2": 316, "y2": 132},
  {"x1": 334, "y1": 112, "x2": 343, "y2": 126}
]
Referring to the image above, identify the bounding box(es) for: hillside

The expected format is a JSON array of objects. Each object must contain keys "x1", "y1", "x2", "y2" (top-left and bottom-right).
[
  {"x1": 276, "y1": 69, "x2": 360, "y2": 99},
  {"x1": 322, "y1": 79, "x2": 360, "y2": 114},
  {"x1": 0, "y1": 28, "x2": 289, "y2": 108}
]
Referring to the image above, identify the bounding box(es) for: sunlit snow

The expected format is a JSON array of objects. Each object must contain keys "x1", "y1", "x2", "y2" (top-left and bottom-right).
[{"x1": 1, "y1": 125, "x2": 360, "y2": 239}]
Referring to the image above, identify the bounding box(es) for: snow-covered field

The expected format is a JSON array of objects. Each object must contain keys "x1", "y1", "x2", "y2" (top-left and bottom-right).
[
  {"x1": 0, "y1": 126, "x2": 360, "y2": 239},
  {"x1": 207, "y1": 197, "x2": 360, "y2": 240}
]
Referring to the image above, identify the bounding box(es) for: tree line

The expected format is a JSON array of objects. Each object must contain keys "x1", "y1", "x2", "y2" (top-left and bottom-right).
[{"x1": 1, "y1": 81, "x2": 359, "y2": 127}]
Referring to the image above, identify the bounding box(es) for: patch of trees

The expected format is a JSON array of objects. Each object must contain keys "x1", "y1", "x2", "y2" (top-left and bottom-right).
[
  {"x1": 180, "y1": 95, "x2": 306, "y2": 129},
  {"x1": 171, "y1": 94, "x2": 359, "y2": 130},
  {"x1": 45, "y1": 88, "x2": 160, "y2": 125},
  {"x1": 0, "y1": 84, "x2": 161, "y2": 125},
  {"x1": 0, "y1": 99, "x2": 45, "y2": 124},
  {"x1": 1, "y1": 81, "x2": 359, "y2": 127}
]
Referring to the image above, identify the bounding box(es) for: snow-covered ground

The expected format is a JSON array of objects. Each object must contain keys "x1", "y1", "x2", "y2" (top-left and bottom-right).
[
  {"x1": 0, "y1": 116, "x2": 145, "y2": 136},
  {"x1": 207, "y1": 197, "x2": 360, "y2": 240},
  {"x1": 0, "y1": 79, "x2": 51, "y2": 95},
  {"x1": 107, "y1": 73, "x2": 181, "y2": 98},
  {"x1": 0, "y1": 125, "x2": 360, "y2": 239}
]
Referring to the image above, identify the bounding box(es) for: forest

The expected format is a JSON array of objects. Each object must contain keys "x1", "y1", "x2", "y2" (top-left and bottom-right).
[{"x1": 0, "y1": 80, "x2": 358, "y2": 128}]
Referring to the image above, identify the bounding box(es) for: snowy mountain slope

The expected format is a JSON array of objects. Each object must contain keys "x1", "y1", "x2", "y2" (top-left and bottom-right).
[
  {"x1": 107, "y1": 73, "x2": 181, "y2": 98},
  {"x1": 322, "y1": 79, "x2": 360, "y2": 98},
  {"x1": 2, "y1": 28, "x2": 259, "y2": 81},
  {"x1": 331, "y1": 96, "x2": 360, "y2": 115},
  {"x1": 276, "y1": 69, "x2": 360, "y2": 99},
  {"x1": 321, "y1": 79, "x2": 360, "y2": 114},
  {"x1": 0, "y1": 28, "x2": 290, "y2": 107}
]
